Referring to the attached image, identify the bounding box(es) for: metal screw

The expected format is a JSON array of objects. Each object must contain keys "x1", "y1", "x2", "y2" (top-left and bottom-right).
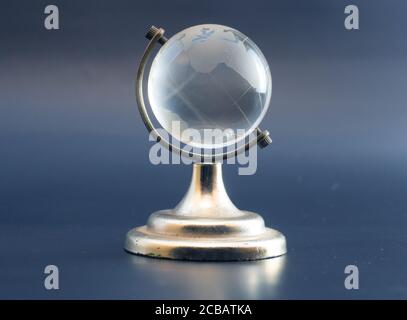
[
  {"x1": 145, "y1": 25, "x2": 167, "y2": 45},
  {"x1": 256, "y1": 129, "x2": 272, "y2": 149}
]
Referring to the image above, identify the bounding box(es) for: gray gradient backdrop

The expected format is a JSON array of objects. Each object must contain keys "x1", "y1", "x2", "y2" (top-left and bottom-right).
[{"x1": 0, "y1": 0, "x2": 406, "y2": 299}]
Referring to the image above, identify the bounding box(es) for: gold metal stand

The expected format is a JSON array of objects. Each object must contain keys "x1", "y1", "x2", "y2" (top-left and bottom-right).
[{"x1": 125, "y1": 163, "x2": 286, "y2": 261}]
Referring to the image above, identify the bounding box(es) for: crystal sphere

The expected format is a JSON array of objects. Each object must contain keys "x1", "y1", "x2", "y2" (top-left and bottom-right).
[{"x1": 148, "y1": 24, "x2": 272, "y2": 148}]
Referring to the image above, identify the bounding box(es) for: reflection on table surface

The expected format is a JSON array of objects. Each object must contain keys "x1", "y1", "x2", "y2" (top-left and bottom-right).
[{"x1": 128, "y1": 254, "x2": 286, "y2": 299}]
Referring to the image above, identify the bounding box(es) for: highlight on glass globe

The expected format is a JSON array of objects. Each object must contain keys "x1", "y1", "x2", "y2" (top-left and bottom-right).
[{"x1": 148, "y1": 24, "x2": 272, "y2": 149}]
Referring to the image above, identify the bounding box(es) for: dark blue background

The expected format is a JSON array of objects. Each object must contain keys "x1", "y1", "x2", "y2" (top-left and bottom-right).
[{"x1": 0, "y1": 0, "x2": 406, "y2": 299}]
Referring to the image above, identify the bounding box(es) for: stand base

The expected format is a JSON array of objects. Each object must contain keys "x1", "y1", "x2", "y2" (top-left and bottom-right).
[
  {"x1": 125, "y1": 210, "x2": 286, "y2": 261},
  {"x1": 125, "y1": 163, "x2": 287, "y2": 261}
]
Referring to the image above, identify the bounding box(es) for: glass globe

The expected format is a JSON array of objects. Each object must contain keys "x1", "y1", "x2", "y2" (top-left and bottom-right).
[{"x1": 148, "y1": 24, "x2": 272, "y2": 149}]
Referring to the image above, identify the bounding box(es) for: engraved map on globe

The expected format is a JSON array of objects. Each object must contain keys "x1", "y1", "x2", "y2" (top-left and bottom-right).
[{"x1": 148, "y1": 24, "x2": 272, "y2": 148}]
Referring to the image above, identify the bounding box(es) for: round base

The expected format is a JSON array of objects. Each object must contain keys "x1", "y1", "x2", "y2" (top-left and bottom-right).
[{"x1": 124, "y1": 211, "x2": 287, "y2": 261}]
